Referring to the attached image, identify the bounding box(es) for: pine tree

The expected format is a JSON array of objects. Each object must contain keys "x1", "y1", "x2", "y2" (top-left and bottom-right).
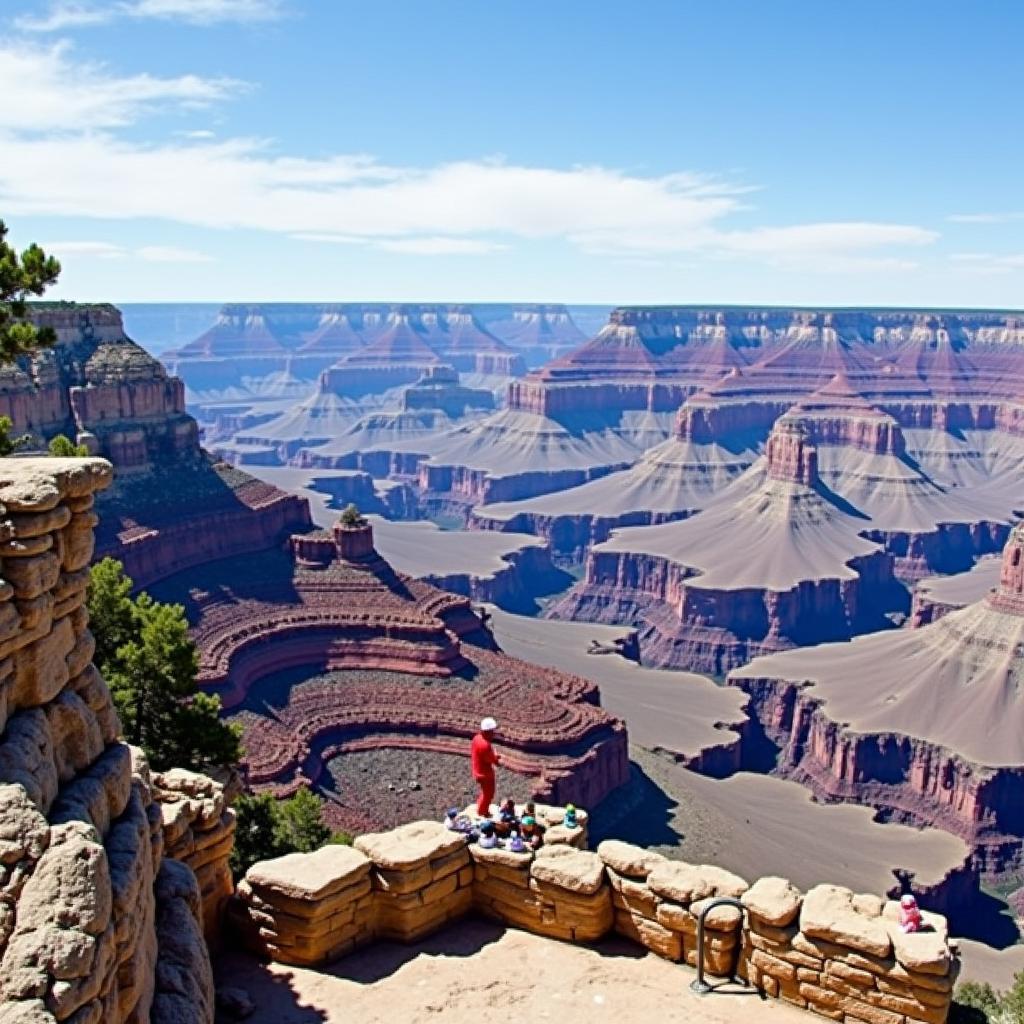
[
  {"x1": 274, "y1": 786, "x2": 331, "y2": 853},
  {"x1": 48, "y1": 434, "x2": 89, "y2": 457},
  {"x1": 87, "y1": 558, "x2": 137, "y2": 670},
  {"x1": 230, "y1": 793, "x2": 287, "y2": 879},
  {"x1": 0, "y1": 219, "x2": 61, "y2": 364},
  {"x1": 87, "y1": 558, "x2": 241, "y2": 773}
]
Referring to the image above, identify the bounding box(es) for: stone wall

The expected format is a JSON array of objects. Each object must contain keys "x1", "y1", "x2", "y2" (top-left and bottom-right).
[
  {"x1": 231, "y1": 820, "x2": 958, "y2": 1024},
  {"x1": 0, "y1": 458, "x2": 229, "y2": 1024}
]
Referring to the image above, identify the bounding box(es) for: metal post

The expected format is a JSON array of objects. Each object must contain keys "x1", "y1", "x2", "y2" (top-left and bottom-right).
[{"x1": 689, "y1": 896, "x2": 748, "y2": 996}]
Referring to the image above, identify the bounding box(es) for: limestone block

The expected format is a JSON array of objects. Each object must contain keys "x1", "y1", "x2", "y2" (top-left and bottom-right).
[
  {"x1": 647, "y1": 861, "x2": 747, "y2": 905},
  {"x1": 655, "y1": 901, "x2": 697, "y2": 935},
  {"x1": 0, "y1": 460, "x2": 112, "y2": 512},
  {"x1": 800, "y1": 885, "x2": 892, "y2": 959},
  {"x1": 4, "y1": 552, "x2": 61, "y2": 602},
  {"x1": 608, "y1": 874, "x2": 660, "y2": 919},
  {"x1": 1, "y1": 536, "x2": 53, "y2": 559},
  {"x1": 614, "y1": 910, "x2": 682, "y2": 961},
  {"x1": 0, "y1": 824, "x2": 112, "y2": 1007},
  {"x1": 355, "y1": 821, "x2": 466, "y2": 872},
  {"x1": 597, "y1": 840, "x2": 666, "y2": 879},
  {"x1": 246, "y1": 846, "x2": 371, "y2": 906},
  {"x1": 11, "y1": 615, "x2": 74, "y2": 710},
  {"x1": 529, "y1": 846, "x2": 605, "y2": 895},
  {"x1": 742, "y1": 876, "x2": 803, "y2": 927},
  {"x1": 469, "y1": 844, "x2": 532, "y2": 874},
  {"x1": 45, "y1": 691, "x2": 104, "y2": 784},
  {"x1": 0, "y1": 709, "x2": 59, "y2": 813},
  {"x1": 427, "y1": 846, "x2": 471, "y2": 883},
  {"x1": 543, "y1": 824, "x2": 587, "y2": 849},
  {"x1": 60, "y1": 513, "x2": 98, "y2": 573},
  {"x1": 689, "y1": 896, "x2": 743, "y2": 932},
  {"x1": 884, "y1": 924, "x2": 952, "y2": 977},
  {"x1": 49, "y1": 743, "x2": 134, "y2": 838},
  {"x1": 8, "y1": 506, "x2": 71, "y2": 540}
]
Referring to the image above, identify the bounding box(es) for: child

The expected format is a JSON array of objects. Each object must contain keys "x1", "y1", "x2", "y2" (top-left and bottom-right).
[
  {"x1": 563, "y1": 803, "x2": 578, "y2": 829},
  {"x1": 495, "y1": 797, "x2": 518, "y2": 837},
  {"x1": 898, "y1": 894, "x2": 923, "y2": 933},
  {"x1": 444, "y1": 808, "x2": 476, "y2": 836},
  {"x1": 507, "y1": 828, "x2": 528, "y2": 854},
  {"x1": 521, "y1": 815, "x2": 546, "y2": 851},
  {"x1": 478, "y1": 820, "x2": 500, "y2": 850}
]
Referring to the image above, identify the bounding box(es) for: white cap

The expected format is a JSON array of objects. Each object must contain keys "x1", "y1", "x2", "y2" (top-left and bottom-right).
[{"x1": 480, "y1": 717, "x2": 498, "y2": 732}]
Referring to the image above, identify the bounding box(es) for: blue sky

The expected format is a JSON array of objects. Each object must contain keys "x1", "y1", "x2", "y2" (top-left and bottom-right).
[{"x1": 1, "y1": 0, "x2": 1022, "y2": 305}]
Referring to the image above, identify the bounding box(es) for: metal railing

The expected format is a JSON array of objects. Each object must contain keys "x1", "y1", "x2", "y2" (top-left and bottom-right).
[{"x1": 689, "y1": 896, "x2": 748, "y2": 995}]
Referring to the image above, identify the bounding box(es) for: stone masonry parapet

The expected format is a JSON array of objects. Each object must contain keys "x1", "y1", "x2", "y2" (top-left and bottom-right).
[{"x1": 230, "y1": 825, "x2": 958, "y2": 1024}]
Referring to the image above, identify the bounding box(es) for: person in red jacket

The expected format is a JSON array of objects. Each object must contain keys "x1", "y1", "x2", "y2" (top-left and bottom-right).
[{"x1": 470, "y1": 717, "x2": 501, "y2": 817}]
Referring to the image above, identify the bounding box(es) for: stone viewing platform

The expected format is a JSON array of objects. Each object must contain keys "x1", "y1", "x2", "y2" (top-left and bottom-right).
[{"x1": 230, "y1": 812, "x2": 960, "y2": 1024}]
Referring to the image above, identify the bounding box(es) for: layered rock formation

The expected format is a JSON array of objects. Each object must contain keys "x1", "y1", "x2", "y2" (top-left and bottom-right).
[
  {"x1": 549, "y1": 420, "x2": 899, "y2": 673},
  {"x1": 419, "y1": 305, "x2": 1024, "y2": 518},
  {"x1": 150, "y1": 515, "x2": 628, "y2": 832},
  {"x1": 729, "y1": 521, "x2": 1024, "y2": 876},
  {"x1": 167, "y1": 302, "x2": 555, "y2": 399},
  {"x1": 229, "y1": 821, "x2": 959, "y2": 1024},
  {"x1": 0, "y1": 305, "x2": 313, "y2": 591},
  {"x1": 0, "y1": 458, "x2": 231, "y2": 1024},
  {"x1": 0, "y1": 305, "x2": 197, "y2": 469}
]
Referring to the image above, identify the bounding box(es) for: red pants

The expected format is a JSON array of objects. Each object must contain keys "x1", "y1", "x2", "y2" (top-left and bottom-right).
[{"x1": 475, "y1": 773, "x2": 495, "y2": 817}]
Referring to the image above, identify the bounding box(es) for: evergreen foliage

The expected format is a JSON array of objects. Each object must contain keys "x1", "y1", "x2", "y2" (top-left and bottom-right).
[
  {"x1": 48, "y1": 434, "x2": 90, "y2": 457},
  {"x1": 0, "y1": 220, "x2": 61, "y2": 364},
  {"x1": 955, "y1": 974, "x2": 1024, "y2": 1022},
  {"x1": 87, "y1": 557, "x2": 241, "y2": 772},
  {"x1": 230, "y1": 787, "x2": 350, "y2": 879},
  {"x1": 340, "y1": 502, "x2": 365, "y2": 526},
  {"x1": 0, "y1": 416, "x2": 30, "y2": 457}
]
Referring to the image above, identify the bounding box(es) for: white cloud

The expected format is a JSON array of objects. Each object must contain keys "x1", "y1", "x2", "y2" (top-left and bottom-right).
[
  {"x1": 947, "y1": 212, "x2": 1024, "y2": 224},
  {"x1": 948, "y1": 252, "x2": 1024, "y2": 275},
  {"x1": 178, "y1": 128, "x2": 216, "y2": 139},
  {"x1": 0, "y1": 42, "x2": 243, "y2": 131},
  {"x1": 0, "y1": 42, "x2": 940, "y2": 274},
  {"x1": 41, "y1": 239, "x2": 213, "y2": 262},
  {"x1": 136, "y1": 244, "x2": 213, "y2": 262},
  {"x1": 42, "y1": 239, "x2": 125, "y2": 257},
  {"x1": 296, "y1": 233, "x2": 508, "y2": 255},
  {"x1": 15, "y1": 0, "x2": 283, "y2": 31}
]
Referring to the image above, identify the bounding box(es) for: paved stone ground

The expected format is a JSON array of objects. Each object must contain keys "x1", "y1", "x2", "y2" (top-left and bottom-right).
[{"x1": 217, "y1": 918, "x2": 810, "y2": 1024}]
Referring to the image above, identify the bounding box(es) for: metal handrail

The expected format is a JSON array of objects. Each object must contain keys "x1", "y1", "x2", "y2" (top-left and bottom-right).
[{"x1": 689, "y1": 896, "x2": 748, "y2": 995}]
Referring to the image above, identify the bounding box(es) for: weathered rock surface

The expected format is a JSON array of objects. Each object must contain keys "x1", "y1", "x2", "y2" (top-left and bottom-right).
[{"x1": 0, "y1": 459, "x2": 228, "y2": 1024}]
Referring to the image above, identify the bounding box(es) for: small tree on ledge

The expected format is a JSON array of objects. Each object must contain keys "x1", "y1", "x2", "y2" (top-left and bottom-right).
[
  {"x1": 48, "y1": 434, "x2": 90, "y2": 457},
  {"x1": 340, "y1": 503, "x2": 366, "y2": 527}
]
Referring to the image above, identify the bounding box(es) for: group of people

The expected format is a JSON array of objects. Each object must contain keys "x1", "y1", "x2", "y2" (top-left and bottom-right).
[{"x1": 443, "y1": 715, "x2": 580, "y2": 852}]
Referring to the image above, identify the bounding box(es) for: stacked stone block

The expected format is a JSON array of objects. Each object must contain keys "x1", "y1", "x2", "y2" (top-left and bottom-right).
[
  {"x1": 357, "y1": 821, "x2": 473, "y2": 943},
  {"x1": 153, "y1": 769, "x2": 237, "y2": 943},
  {"x1": 598, "y1": 839, "x2": 747, "y2": 975},
  {"x1": 0, "y1": 459, "x2": 221, "y2": 1024},
  {"x1": 472, "y1": 844, "x2": 611, "y2": 942},
  {"x1": 233, "y1": 819, "x2": 958, "y2": 1024},
  {"x1": 232, "y1": 845, "x2": 375, "y2": 966},
  {"x1": 740, "y1": 878, "x2": 958, "y2": 1024}
]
